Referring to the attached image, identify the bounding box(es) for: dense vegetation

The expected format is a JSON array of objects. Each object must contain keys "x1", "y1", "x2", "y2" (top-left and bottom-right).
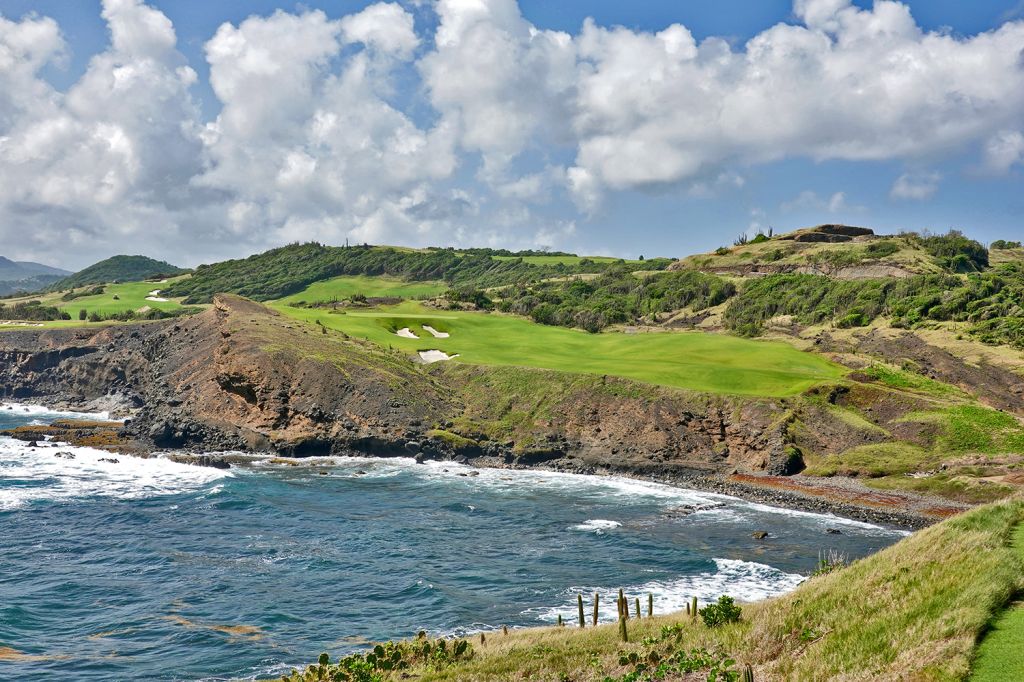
[
  {"x1": 911, "y1": 229, "x2": 988, "y2": 272},
  {"x1": 51, "y1": 255, "x2": 187, "y2": 291},
  {"x1": 495, "y1": 269, "x2": 734, "y2": 332},
  {"x1": 0, "y1": 300, "x2": 71, "y2": 321},
  {"x1": 722, "y1": 263, "x2": 1024, "y2": 346},
  {"x1": 163, "y1": 243, "x2": 671, "y2": 304}
]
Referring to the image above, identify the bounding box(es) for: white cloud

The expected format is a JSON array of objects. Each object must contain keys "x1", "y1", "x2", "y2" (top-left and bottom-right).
[
  {"x1": 565, "y1": 0, "x2": 1024, "y2": 207},
  {"x1": 1, "y1": 0, "x2": 1023, "y2": 266},
  {"x1": 890, "y1": 171, "x2": 941, "y2": 200},
  {"x1": 982, "y1": 130, "x2": 1024, "y2": 173}
]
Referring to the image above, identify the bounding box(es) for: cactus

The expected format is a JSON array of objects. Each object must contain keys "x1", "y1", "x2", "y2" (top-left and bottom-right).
[
  {"x1": 578, "y1": 593, "x2": 585, "y2": 627},
  {"x1": 648, "y1": 593, "x2": 653, "y2": 618},
  {"x1": 743, "y1": 664, "x2": 754, "y2": 682},
  {"x1": 635, "y1": 597, "x2": 641, "y2": 620},
  {"x1": 557, "y1": 614, "x2": 563, "y2": 627},
  {"x1": 502, "y1": 625, "x2": 509, "y2": 636},
  {"x1": 480, "y1": 632, "x2": 486, "y2": 646},
  {"x1": 592, "y1": 592, "x2": 600, "y2": 626},
  {"x1": 619, "y1": 610, "x2": 629, "y2": 642},
  {"x1": 691, "y1": 596, "x2": 698, "y2": 619},
  {"x1": 619, "y1": 589, "x2": 628, "y2": 620}
]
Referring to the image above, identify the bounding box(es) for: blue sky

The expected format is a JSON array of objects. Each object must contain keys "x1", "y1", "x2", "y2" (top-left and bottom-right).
[{"x1": 0, "y1": 0, "x2": 1021, "y2": 268}]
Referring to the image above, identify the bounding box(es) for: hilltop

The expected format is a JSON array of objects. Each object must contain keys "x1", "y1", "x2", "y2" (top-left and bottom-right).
[
  {"x1": 0, "y1": 256, "x2": 69, "y2": 296},
  {"x1": 50, "y1": 255, "x2": 188, "y2": 291}
]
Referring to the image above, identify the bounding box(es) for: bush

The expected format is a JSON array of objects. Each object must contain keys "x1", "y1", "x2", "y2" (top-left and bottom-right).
[
  {"x1": 991, "y1": 240, "x2": 1021, "y2": 250},
  {"x1": 699, "y1": 595, "x2": 742, "y2": 628},
  {"x1": 914, "y1": 229, "x2": 988, "y2": 272}
]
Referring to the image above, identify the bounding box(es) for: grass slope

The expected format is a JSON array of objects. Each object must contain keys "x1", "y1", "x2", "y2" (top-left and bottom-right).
[
  {"x1": 274, "y1": 275, "x2": 447, "y2": 305},
  {"x1": 286, "y1": 498, "x2": 1024, "y2": 682},
  {"x1": 969, "y1": 521, "x2": 1024, "y2": 681},
  {"x1": 274, "y1": 301, "x2": 844, "y2": 397}
]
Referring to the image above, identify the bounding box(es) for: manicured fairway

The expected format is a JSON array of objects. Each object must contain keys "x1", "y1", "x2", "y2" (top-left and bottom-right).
[
  {"x1": 969, "y1": 522, "x2": 1024, "y2": 681},
  {"x1": 274, "y1": 301, "x2": 845, "y2": 396},
  {"x1": 54, "y1": 279, "x2": 189, "y2": 315},
  {"x1": 274, "y1": 275, "x2": 447, "y2": 305},
  {"x1": 0, "y1": 277, "x2": 192, "y2": 329}
]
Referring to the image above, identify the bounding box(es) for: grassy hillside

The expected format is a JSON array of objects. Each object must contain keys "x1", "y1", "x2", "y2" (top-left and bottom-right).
[
  {"x1": 273, "y1": 300, "x2": 844, "y2": 397},
  {"x1": 282, "y1": 497, "x2": 1024, "y2": 681},
  {"x1": 163, "y1": 243, "x2": 671, "y2": 304},
  {"x1": 51, "y1": 255, "x2": 187, "y2": 290},
  {"x1": 275, "y1": 275, "x2": 447, "y2": 305}
]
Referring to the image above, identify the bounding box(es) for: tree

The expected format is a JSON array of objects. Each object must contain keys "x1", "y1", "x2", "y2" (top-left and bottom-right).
[{"x1": 78, "y1": 309, "x2": 87, "y2": 320}]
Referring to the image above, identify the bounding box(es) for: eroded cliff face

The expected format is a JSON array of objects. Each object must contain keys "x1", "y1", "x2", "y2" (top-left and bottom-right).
[{"x1": 0, "y1": 296, "x2": 818, "y2": 475}]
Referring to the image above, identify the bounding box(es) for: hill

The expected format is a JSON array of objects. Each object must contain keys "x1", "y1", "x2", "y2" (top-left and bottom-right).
[
  {"x1": 51, "y1": 255, "x2": 187, "y2": 291},
  {"x1": 673, "y1": 225, "x2": 989, "y2": 278},
  {"x1": 0, "y1": 256, "x2": 70, "y2": 296},
  {"x1": 285, "y1": 496, "x2": 1024, "y2": 681},
  {"x1": 160, "y1": 243, "x2": 671, "y2": 303}
]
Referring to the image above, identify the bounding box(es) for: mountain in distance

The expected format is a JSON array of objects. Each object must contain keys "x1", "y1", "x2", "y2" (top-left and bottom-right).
[
  {"x1": 50, "y1": 255, "x2": 188, "y2": 291},
  {"x1": 0, "y1": 256, "x2": 71, "y2": 296}
]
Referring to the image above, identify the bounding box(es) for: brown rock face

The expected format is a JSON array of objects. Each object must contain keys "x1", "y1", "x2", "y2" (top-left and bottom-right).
[{"x1": 0, "y1": 296, "x2": 849, "y2": 478}]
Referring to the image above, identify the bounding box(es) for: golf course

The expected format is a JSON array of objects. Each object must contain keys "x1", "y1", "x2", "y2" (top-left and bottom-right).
[{"x1": 274, "y1": 300, "x2": 845, "y2": 397}]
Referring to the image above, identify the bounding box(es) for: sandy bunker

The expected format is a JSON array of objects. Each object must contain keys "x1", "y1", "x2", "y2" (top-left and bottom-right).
[
  {"x1": 418, "y1": 350, "x2": 459, "y2": 364},
  {"x1": 422, "y1": 325, "x2": 450, "y2": 338},
  {"x1": 396, "y1": 327, "x2": 419, "y2": 339}
]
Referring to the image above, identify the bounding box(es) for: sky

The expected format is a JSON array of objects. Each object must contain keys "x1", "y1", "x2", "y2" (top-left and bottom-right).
[{"x1": 0, "y1": 0, "x2": 1022, "y2": 269}]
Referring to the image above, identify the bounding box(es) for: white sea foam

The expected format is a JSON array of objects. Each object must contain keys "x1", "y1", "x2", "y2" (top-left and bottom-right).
[
  {"x1": 0, "y1": 437, "x2": 231, "y2": 510},
  {"x1": 330, "y1": 457, "x2": 906, "y2": 536},
  {"x1": 1, "y1": 402, "x2": 115, "y2": 422},
  {"x1": 570, "y1": 519, "x2": 622, "y2": 533},
  {"x1": 527, "y1": 558, "x2": 806, "y2": 625}
]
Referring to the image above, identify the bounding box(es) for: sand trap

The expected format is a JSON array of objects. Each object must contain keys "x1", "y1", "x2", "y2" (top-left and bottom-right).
[
  {"x1": 146, "y1": 290, "x2": 169, "y2": 302},
  {"x1": 418, "y1": 350, "x2": 459, "y2": 364},
  {"x1": 396, "y1": 327, "x2": 419, "y2": 339},
  {"x1": 422, "y1": 325, "x2": 450, "y2": 338}
]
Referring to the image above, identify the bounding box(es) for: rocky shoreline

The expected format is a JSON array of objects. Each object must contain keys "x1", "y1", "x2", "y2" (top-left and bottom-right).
[{"x1": 4, "y1": 392, "x2": 952, "y2": 531}]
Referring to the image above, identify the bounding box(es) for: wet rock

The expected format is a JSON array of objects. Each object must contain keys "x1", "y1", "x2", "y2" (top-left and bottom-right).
[
  {"x1": 825, "y1": 528, "x2": 843, "y2": 535},
  {"x1": 751, "y1": 531, "x2": 769, "y2": 540},
  {"x1": 98, "y1": 458, "x2": 120, "y2": 464},
  {"x1": 54, "y1": 451, "x2": 75, "y2": 459}
]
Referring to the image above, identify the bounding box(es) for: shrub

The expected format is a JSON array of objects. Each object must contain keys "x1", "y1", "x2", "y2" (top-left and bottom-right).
[
  {"x1": 991, "y1": 240, "x2": 1021, "y2": 250},
  {"x1": 699, "y1": 595, "x2": 742, "y2": 628}
]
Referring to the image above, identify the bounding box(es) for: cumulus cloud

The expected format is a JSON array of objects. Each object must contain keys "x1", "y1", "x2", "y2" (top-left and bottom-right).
[
  {"x1": 982, "y1": 130, "x2": 1024, "y2": 173},
  {"x1": 0, "y1": 0, "x2": 203, "y2": 262},
  {"x1": 890, "y1": 171, "x2": 941, "y2": 200},
  {"x1": 564, "y1": 0, "x2": 1024, "y2": 207},
  {"x1": 1, "y1": 0, "x2": 1023, "y2": 266}
]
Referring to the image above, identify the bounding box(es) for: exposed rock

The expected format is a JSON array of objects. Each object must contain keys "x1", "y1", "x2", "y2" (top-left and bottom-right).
[{"x1": 751, "y1": 531, "x2": 769, "y2": 539}]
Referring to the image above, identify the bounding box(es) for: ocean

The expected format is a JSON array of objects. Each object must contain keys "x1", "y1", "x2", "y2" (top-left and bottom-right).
[{"x1": 0, "y1": 404, "x2": 906, "y2": 680}]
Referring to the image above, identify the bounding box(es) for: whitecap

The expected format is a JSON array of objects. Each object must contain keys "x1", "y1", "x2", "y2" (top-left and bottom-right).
[
  {"x1": 570, "y1": 519, "x2": 622, "y2": 533},
  {"x1": 0, "y1": 437, "x2": 231, "y2": 511},
  {"x1": 1, "y1": 402, "x2": 115, "y2": 422},
  {"x1": 526, "y1": 557, "x2": 806, "y2": 625}
]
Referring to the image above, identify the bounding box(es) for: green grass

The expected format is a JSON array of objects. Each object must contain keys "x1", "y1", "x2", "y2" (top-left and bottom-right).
[
  {"x1": 273, "y1": 275, "x2": 447, "y2": 305},
  {"x1": 971, "y1": 522, "x2": 1024, "y2": 681},
  {"x1": 863, "y1": 363, "x2": 969, "y2": 400},
  {"x1": 0, "y1": 278, "x2": 193, "y2": 329},
  {"x1": 272, "y1": 300, "x2": 845, "y2": 397},
  {"x1": 54, "y1": 279, "x2": 189, "y2": 315}
]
